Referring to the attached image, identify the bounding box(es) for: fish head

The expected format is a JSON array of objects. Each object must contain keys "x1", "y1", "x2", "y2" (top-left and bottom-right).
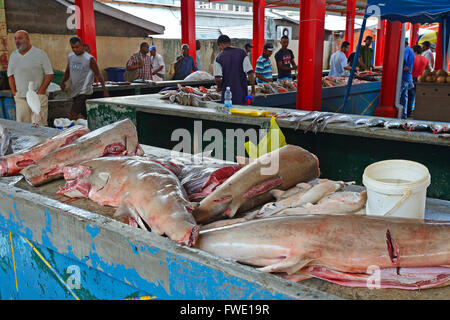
[{"x1": 57, "y1": 165, "x2": 97, "y2": 198}]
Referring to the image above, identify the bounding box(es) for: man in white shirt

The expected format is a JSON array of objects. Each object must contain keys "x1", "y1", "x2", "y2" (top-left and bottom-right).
[
  {"x1": 421, "y1": 41, "x2": 435, "y2": 71},
  {"x1": 329, "y1": 41, "x2": 352, "y2": 77},
  {"x1": 149, "y1": 46, "x2": 165, "y2": 81},
  {"x1": 7, "y1": 30, "x2": 54, "y2": 126}
]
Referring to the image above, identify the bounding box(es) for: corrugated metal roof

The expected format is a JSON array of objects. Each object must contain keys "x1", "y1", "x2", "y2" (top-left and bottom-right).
[{"x1": 56, "y1": 0, "x2": 165, "y2": 34}]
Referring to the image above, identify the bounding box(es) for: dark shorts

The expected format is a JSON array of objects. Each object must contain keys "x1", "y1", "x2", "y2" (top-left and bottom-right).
[{"x1": 72, "y1": 94, "x2": 92, "y2": 118}]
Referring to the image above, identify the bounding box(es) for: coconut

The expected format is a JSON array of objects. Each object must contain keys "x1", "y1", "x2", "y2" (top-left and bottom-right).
[
  {"x1": 447, "y1": 76, "x2": 450, "y2": 83},
  {"x1": 422, "y1": 70, "x2": 431, "y2": 78},
  {"x1": 426, "y1": 75, "x2": 436, "y2": 82},
  {"x1": 418, "y1": 76, "x2": 424, "y2": 83},
  {"x1": 437, "y1": 76, "x2": 446, "y2": 83},
  {"x1": 436, "y1": 69, "x2": 448, "y2": 77}
]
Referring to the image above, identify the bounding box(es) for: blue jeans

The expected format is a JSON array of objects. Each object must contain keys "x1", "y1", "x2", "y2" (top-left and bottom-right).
[
  {"x1": 400, "y1": 80, "x2": 414, "y2": 119},
  {"x1": 407, "y1": 78, "x2": 418, "y2": 116}
]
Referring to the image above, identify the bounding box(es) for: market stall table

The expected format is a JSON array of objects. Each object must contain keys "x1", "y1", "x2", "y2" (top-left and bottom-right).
[{"x1": 0, "y1": 119, "x2": 448, "y2": 300}]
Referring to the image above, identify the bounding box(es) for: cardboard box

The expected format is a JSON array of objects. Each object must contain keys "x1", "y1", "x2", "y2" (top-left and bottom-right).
[{"x1": 414, "y1": 83, "x2": 450, "y2": 122}]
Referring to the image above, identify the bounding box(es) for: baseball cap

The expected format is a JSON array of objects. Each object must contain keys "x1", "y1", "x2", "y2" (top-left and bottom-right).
[
  {"x1": 263, "y1": 43, "x2": 274, "y2": 52},
  {"x1": 149, "y1": 45, "x2": 156, "y2": 52}
]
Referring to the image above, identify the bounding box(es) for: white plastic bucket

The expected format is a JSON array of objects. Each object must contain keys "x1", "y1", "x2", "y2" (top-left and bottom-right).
[{"x1": 363, "y1": 160, "x2": 431, "y2": 219}]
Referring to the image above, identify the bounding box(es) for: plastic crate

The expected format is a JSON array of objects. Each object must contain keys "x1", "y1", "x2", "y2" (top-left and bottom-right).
[{"x1": 105, "y1": 67, "x2": 126, "y2": 82}]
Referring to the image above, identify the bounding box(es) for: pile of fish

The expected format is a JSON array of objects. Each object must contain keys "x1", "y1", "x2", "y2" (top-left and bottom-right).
[
  {"x1": 322, "y1": 76, "x2": 369, "y2": 88},
  {"x1": 4, "y1": 119, "x2": 449, "y2": 290},
  {"x1": 0, "y1": 125, "x2": 11, "y2": 157},
  {"x1": 284, "y1": 110, "x2": 450, "y2": 136},
  {"x1": 255, "y1": 80, "x2": 297, "y2": 95},
  {"x1": 159, "y1": 84, "x2": 222, "y2": 107}
]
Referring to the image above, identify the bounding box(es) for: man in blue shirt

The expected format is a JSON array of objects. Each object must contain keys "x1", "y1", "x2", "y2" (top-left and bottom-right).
[
  {"x1": 173, "y1": 44, "x2": 197, "y2": 80},
  {"x1": 214, "y1": 35, "x2": 255, "y2": 105},
  {"x1": 255, "y1": 43, "x2": 274, "y2": 84},
  {"x1": 329, "y1": 41, "x2": 352, "y2": 77},
  {"x1": 400, "y1": 41, "x2": 415, "y2": 119}
]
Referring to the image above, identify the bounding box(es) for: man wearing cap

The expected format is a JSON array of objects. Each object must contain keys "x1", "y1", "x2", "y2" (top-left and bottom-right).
[
  {"x1": 255, "y1": 43, "x2": 274, "y2": 84},
  {"x1": 214, "y1": 35, "x2": 256, "y2": 105},
  {"x1": 173, "y1": 44, "x2": 197, "y2": 80},
  {"x1": 358, "y1": 36, "x2": 374, "y2": 71},
  {"x1": 126, "y1": 42, "x2": 153, "y2": 80},
  {"x1": 329, "y1": 41, "x2": 353, "y2": 77},
  {"x1": 150, "y1": 46, "x2": 165, "y2": 81}
]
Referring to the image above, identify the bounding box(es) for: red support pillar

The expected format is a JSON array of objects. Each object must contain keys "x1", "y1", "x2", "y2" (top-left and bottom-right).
[
  {"x1": 180, "y1": 0, "x2": 196, "y2": 64},
  {"x1": 410, "y1": 23, "x2": 420, "y2": 47},
  {"x1": 296, "y1": 0, "x2": 326, "y2": 111},
  {"x1": 377, "y1": 21, "x2": 403, "y2": 115},
  {"x1": 252, "y1": 0, "x2": 265, "y2": 68},
  {"x1": 435, "y1": 23, "x2": 443, "y2": 71},
  {"x1": 344, "y1": 0, "x2": 356, "y2": 57},
  {"x1": 75, "y1": 0, "x2": 97, "y2": 59},
  {"x1": 375, "y1": 19, "x2": 387, "y2": 66}
]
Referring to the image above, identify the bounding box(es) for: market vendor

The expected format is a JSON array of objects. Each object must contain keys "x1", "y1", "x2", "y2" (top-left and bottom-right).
[
  {"x1": 421, "y1": 41, "x2": 435, "y2": 71},
  {"x1": 329, "y1": 41, "x2": 353, "y2": 77},
  {"x1": 358, "y1": 36, "x2": 374, "y2": 71},
  {"x1": 7, "y1": 30, "x2": 53, "y2": 126},
  {"x1": 407, "y1": 45, "x2": 431, "y2": 117},
  {"x1": 214, "y1": 35, "x2": 256, "y2": 105},
  {"x1": 173, "y1": 44, "x2": 197, "y2": 80},
  {"x1": 255, "y1": 43, "x2": 274, "y2": 84},
  {"x1": 61, "y1": 37, "x2": 109, "y2": 120},
  {"x1": 150, "y1": 46, "x2": 165, "y2": 81},
  {"x1": 126, "y1": 42, "x2": 153, "y2": 81},
  {"x1": 275, "y1": 35, "x2": 297, "y2": 81}
]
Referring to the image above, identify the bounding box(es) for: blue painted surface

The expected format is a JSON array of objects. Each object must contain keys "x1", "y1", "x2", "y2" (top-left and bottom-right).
[
  {"x1": 252, "y1": 82, "x2": 380, "y2": 116},
  {"x1": 0, "y1": 189, "x2": 295, "y2": 300}
]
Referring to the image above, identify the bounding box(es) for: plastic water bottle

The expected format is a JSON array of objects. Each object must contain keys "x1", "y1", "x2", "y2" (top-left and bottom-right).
[{"x1": 224, "y1": 87, "x2": 232, "y2": 114}]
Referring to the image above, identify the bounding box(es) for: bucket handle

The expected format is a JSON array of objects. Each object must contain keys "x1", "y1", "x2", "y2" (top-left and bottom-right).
[{"x1": 383, "y1": 189, "x2": 412, "y2": 217}]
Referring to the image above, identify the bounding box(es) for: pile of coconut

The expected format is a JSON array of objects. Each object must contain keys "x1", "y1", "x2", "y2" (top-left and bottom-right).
[{"x1": 418, "y1": 69, "x2": 450, "y2": 83}]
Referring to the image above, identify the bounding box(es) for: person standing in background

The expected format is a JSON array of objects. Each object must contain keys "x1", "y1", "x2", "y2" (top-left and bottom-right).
[
  {"x1": 407, "y1": 45, "x2": 431, "y2": 117},
  {"x1": 150, "y1": 46, "x2": 165, "y2": 81},
  {"x1": 255, "y1": 43, "x2": 274, "y2": 84},
  {"x1": 61, "y1": 37, "x2": 108, "y2": 120},
  {"x1": 7, "y1": 30, "x2": 53, "y2": 126},
  {"x1": 358, "y1": 36, "x2": 374, "y2": 71},
  {"x1": 329, "y1": 41, "x2": 353, "y2": 77},
  {"x1": 126, "y1": 42, "x2": 153, "y2": 81},
  {"x1": 196, "y1": 40, "x2": 203, "y2": 71},
  {"x1": 173, "y1": 44, "x2": 197, "y2": 80},
  {"x1": 400, "y1": 41, "x2": 415, "y2": 119},
  {"x1": 214, "y1": 35, "x2": 256, "y2": 105},
  {"x1": 421, "y1": 41, "x2": 435, "y2": 71},
  {"x1": 275, "y1": 35, "x2": 297, "y2": 81}
]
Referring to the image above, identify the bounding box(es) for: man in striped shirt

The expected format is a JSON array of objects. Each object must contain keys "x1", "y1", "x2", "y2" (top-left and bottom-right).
[
  {"x1": 126, "y1": 42, "x2": 153, "y2": 80},
  {"x1": 255, "y1": 43, "x2": 274, "y2": 84}
]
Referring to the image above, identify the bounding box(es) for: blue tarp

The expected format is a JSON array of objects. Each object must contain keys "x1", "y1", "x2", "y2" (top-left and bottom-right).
[
  {"x1": 366, "y1": 0, "x2": 449, "y2": 69},
  {"x1": 365, "y1": 0, "x2": 450, "y2": 24}
]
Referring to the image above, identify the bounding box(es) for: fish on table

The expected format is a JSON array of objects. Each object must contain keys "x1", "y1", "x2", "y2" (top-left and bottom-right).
[
  {"x1": 258, "y1": 179, "x2": 355, "y2": 217},
  {"x1": 21, "y1": 119, "x2": 144, "y2": 186},
  {"x1": 58, "y1": 156, "x2": 199, "y2": 247},
  {"x1": 0, "y1": 125, "x2": 11, "y2": 157},
  {"x1": 0, "y1": 125, "x2": 90, "y2": 177},
  {"x1": 196, "y1": 214, "x2": 450, "y2": 290},
  {"x1": 193, "y1": 145, "x2": 320, "y2": 224}
]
